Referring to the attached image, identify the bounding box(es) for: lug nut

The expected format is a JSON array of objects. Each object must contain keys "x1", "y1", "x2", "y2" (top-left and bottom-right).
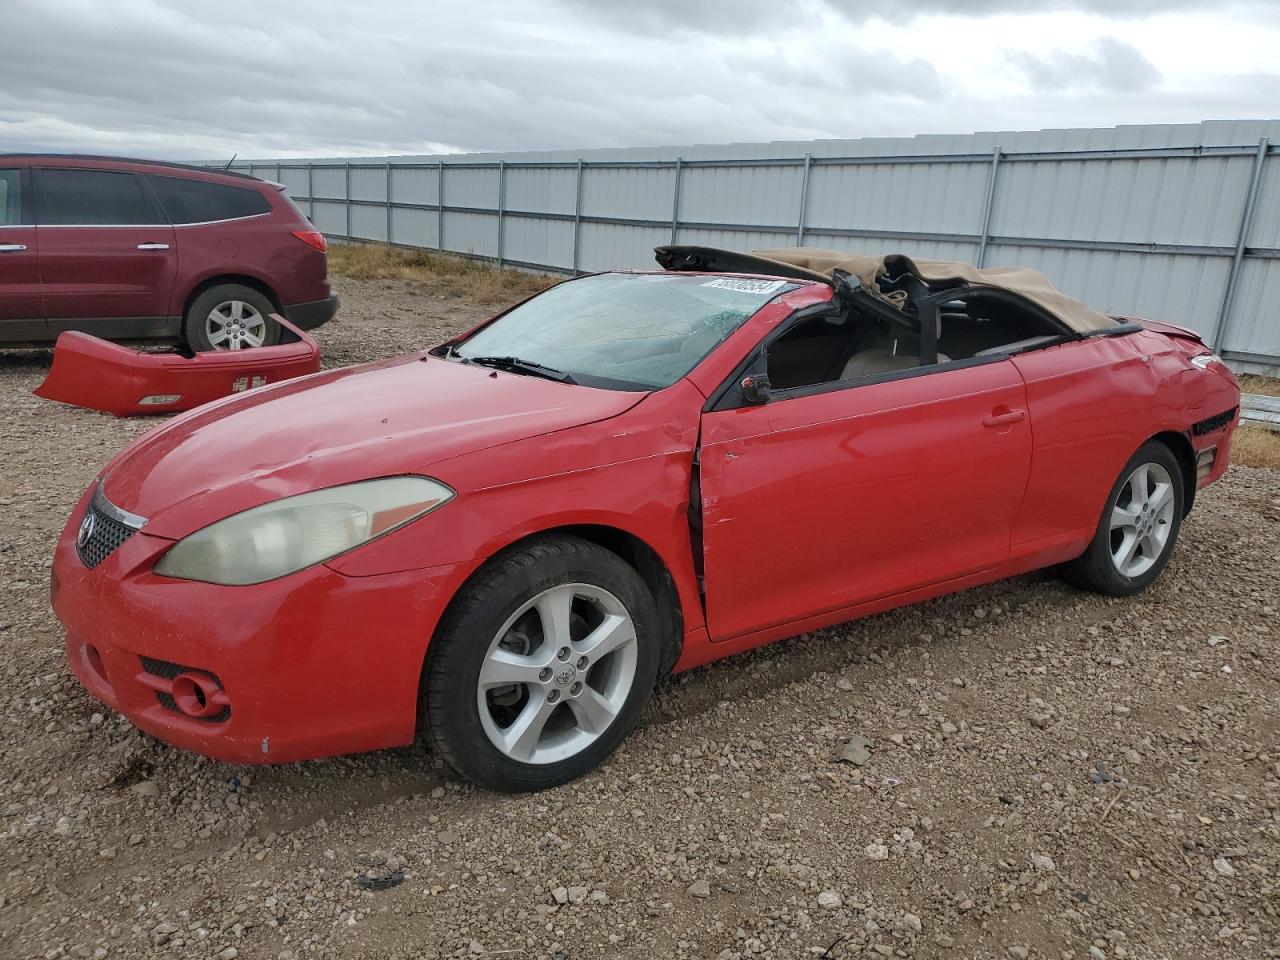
[
  {"x1": 538, "y1": 667, "x2": 552, "y2": 682},
  {"x1": 569, "y1": 682, "x2": 583, "y2": 696},
  {"x1": 547, "y1": 689, "x2": 561, "y2": 703},
  {"x1": 556, "y1": 647, "x2": 570, "y2": 661},
  {"x1": 576, "y1": 656, "x2": 588, "y2": 669}
]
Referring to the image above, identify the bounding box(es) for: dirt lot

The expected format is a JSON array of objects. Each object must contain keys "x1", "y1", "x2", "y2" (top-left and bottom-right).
[{"x1": 1, "y1": 272, "x2": 1278, "y2": 960}]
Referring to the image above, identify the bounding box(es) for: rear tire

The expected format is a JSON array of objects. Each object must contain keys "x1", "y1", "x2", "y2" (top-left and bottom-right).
[
  {"x1": 1060, "y1": 440, "x2": 1184, "y2": 596},
  {"x1": 424, "y1": 535, "x2": 660, "y2": 792},
  {"x1": 183, "y1": 284, "x2": 280, "y2": 352}
]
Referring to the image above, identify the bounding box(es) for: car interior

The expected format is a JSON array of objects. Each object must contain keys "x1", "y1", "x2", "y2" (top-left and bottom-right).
[{"x1": 765, "y1": 273, "x2": 1071, "y2": 392}]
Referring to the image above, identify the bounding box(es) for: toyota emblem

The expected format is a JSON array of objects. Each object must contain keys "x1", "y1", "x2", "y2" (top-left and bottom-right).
[{"x1": 77, "y1": 511, "x2": 96, "y2": 549}]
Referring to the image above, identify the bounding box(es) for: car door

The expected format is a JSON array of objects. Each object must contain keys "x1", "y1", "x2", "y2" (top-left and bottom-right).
[
  {"x1": 34, "y1": 166, "x2": 178, "y2": 338},
  {"x1": 0, "y1": 166, "x2": 43, "y2": 340},
  {"x1": 697, "y1": 358, "x2": 1033, "y2": 642}
]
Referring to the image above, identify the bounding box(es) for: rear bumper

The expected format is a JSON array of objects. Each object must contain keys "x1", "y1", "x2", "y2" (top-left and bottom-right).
[
  {"x1": 51, "y1": 487, "x2": 465, "y2": 764},
  {"x1": 283, "y1": 295, "x2": 339, "y2": 331}
]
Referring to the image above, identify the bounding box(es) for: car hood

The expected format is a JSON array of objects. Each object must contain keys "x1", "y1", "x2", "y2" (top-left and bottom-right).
[{"x1": 101, "y1": 354, "x2": 644, "y2": 538}]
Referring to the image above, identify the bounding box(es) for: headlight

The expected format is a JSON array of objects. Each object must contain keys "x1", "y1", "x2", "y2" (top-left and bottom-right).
[
  {"x1": 154, "y1": 476, "x2": 454, "y2": 585},
  {"x1": 1190, "y1": 353, "x2": 1222, "y2": 369}
]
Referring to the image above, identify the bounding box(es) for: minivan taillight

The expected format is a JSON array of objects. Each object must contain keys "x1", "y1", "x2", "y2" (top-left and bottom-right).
[{"x1": 292, "y1": 230, "x2": 327, "y2": 253}]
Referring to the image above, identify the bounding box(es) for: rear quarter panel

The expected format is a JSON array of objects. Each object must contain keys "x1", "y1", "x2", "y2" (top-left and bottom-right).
[
  {"x1": 170, "y1": 195, "x2": 328, "y2": 313},
  {"x1": 1009, "y1": 330, "x2": 1199, "y2": 548}
]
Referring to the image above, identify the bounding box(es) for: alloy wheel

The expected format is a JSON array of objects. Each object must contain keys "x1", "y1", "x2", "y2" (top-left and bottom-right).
[
  {"x1": 476, "y1": 583, "x2": 638, "y2": 765},
  {"x1": 1109, "y1": 461, "x2": 1176, "y2": 577},
  {"x1": 206, "y1": 300, "x2": 267, "y2": 350}
]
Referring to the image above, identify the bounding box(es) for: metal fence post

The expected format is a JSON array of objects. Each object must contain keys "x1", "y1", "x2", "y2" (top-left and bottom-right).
[
  {"x1": 385, "y1": 161, "x2": 393, "y2": 244},
  {"x1": 796, "y1": 152, "x2": 813, "y2": 245},
  {"x1": 306, "y1": 162, "x2": 314, "y2": 220},
  {"x1": 436, "y1": 162, "x2": 445, "y2": 252},
  {"x1": 976, "y1": 147, "x2": 1002, "y2": 267},
  {"x1": 497, "y1": 160, "x2": 507, "y2": 267},
  {"x1": 343, "y1": 161, "x2": 352, "y2": 239},
  {"x1": 1210, "y1": 136, "x2": 1269, "y2": 352},
  {"x1": 572, "y1": 159, "x2": 585, "y2": 275},
  {"x1": 671, "y1": 157, "x2": 683, "y2": 244}
]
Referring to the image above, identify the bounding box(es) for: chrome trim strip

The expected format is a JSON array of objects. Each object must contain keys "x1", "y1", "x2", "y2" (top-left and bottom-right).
[
  {"x1": 92, "y1": 483, "x2": 147, "y2": 530},
  {"x1": 29, "y1": 213, "x2": 271, "y2": 229}
]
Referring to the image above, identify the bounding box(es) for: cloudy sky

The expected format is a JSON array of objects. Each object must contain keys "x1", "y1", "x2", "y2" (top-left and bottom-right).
[{"x1": 1, "y1": 0, "x2": 1278, "y2": 161}]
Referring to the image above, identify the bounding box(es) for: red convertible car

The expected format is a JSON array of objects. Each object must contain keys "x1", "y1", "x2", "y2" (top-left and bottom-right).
[{"x1": 51, "y1": 246, "x2": 1240, "y2": 791}]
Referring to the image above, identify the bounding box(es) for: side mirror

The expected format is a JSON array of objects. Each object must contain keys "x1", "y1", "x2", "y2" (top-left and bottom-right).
[{"x1": 740, "y1": 373, "x2": 772, "y2": 405}]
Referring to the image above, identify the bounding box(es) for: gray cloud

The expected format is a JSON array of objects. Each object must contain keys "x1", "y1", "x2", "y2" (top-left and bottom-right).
[
  {"x1": 0, "y1": 0, "x2": 1276, "y2": 161},
  {"x1": 559, "y1": 0, "x2": 1241, "y2": 34},
  {"x1": 1008, "y1": 37, "x2": 1162, "y2": 93}
]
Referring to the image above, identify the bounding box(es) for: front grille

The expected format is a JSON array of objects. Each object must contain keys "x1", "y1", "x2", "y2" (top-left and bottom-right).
[
  {"x1": 140, "y1": 656, "x2": 231, "y2": 724},
  {"x1": 1192, "y1": 406, "x2": 1237, "y2": 437},
  {"x1": 76, "y1": 489, "x2": 143, "y2": 569}
]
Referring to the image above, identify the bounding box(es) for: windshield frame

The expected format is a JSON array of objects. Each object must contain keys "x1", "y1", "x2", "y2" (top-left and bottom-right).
[{"x1": 435, "y1": 270, "x2": 805, "y2": 392}]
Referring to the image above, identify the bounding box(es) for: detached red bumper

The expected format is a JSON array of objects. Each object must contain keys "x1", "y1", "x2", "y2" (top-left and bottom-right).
[
  {"x1": 34, "y1": 315, "x2": 321, "y2": 418},
  {"x1": 51, "y1": 487, "x2": 471, "y2": 764}
]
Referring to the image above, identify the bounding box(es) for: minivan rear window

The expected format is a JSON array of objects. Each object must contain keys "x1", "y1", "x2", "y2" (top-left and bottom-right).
[
  {"x1": 37, "y1": 169, "x2": 162, "y2": 226},
  {"x1": 147, "y1": 175, "x2": 271, "y2": 224}
]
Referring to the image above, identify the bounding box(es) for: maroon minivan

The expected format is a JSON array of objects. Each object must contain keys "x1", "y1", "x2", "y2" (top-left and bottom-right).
[{"x1": 0, "y1": 155, "x2": 337, "y2": 350}]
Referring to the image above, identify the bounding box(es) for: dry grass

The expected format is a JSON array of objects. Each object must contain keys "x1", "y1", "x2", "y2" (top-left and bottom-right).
[
  {"x1": 1238, "y1": 373, "x2": 1280, "y2": 398},
  {"x1": 1233, "y1": 425, "x2": 1280, "y2": 469},
  {"x1": 327, "y1": 242, "x2": 559, "y2": 305}
]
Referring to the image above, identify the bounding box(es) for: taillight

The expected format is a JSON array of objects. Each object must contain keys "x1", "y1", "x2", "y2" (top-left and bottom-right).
[{"x1": 292, "y1": 230, "x2": 327, "y2": 253}]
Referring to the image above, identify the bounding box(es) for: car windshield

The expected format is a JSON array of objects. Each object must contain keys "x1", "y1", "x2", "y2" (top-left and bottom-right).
[{"x1": 453, "y1": 272, "x2": 799, "y2": 390}]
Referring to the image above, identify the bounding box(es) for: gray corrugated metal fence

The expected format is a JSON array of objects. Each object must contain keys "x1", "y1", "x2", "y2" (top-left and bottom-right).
[{"x1": 227, "y1": 121, "x2": 1280, "y2": 372}]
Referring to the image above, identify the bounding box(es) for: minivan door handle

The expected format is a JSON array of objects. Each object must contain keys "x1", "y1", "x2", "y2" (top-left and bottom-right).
[
  {"x1": 0, "y1": 243, "x2": 28, "y2": 253},
  {"x1": 136, "y1": 242, "x2": 170, "y2": 251}
]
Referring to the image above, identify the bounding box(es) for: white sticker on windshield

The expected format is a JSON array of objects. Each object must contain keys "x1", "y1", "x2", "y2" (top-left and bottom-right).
[{"x1": 701, "y1": 278, "x2": 786, "y2": 295}]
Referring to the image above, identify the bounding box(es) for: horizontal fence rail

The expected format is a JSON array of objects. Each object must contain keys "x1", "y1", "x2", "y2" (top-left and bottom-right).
[{"x1": 224, "y1": 125, "x2": 1280, "y2": 371}]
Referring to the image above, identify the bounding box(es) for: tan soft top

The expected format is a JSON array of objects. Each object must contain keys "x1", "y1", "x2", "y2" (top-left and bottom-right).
[{"x1": 749, "y1": 247, "x2": 1117, "y2": 334}]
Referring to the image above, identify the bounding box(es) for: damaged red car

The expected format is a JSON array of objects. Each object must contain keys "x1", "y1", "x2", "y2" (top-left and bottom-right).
[{"x1": 51, "y1": 246, "x2": 1241, "y2": 792}]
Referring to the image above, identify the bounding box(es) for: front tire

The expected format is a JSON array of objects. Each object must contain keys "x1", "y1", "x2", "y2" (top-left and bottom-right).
[
  {"x1": 1061, "y1": 440, "x2": 1184, "y2": 596},
  {"x1": 424, "y1": 535, "x2": 660, "y2": 792},
  {"x1": 183, "y1": 283, "x2": 280, "y2": 352}
]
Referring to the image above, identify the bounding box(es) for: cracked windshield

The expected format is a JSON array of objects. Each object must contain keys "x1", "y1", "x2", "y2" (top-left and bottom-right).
[{"x1": 457, "y1": 272, "x2": 798, "y2": 389}]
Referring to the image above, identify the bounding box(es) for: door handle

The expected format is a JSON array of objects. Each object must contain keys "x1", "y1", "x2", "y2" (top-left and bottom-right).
[
  {"x1": 0, "y1": 243, "x2": 27, "y2": 253},
  {"x1": 982, "y1": 409, "x2": 1026, "y2": 428},
  {"x1": 136, "y1": 242, "x2": 170, "y2": 251}
]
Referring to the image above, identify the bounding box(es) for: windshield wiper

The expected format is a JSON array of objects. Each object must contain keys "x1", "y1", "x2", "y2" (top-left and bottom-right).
[{"x1": 461, "y1": 354, "x2": 577, "y2": 384}]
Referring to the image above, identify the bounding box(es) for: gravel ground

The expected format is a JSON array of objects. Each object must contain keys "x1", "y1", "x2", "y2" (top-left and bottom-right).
[{"x1": 1, "y1": 276, "x2": 1278, "y2": 960}]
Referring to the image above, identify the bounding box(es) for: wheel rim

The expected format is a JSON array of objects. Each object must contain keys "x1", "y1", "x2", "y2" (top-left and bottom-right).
[
  {"x1": 205, "y1": 300, "x2": 267, "y2": 350},
  {"x1": 1109, "y1": 461, "x2": 1176, "y2": 577},
  {"x1": 476, "y1": 583, "x2": 638, "y2": 766}
]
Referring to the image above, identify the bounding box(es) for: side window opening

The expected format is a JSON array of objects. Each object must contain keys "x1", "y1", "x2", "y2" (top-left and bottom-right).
[{"x1": 765, "y1": 284, "x2": 1068, "y2": 392}]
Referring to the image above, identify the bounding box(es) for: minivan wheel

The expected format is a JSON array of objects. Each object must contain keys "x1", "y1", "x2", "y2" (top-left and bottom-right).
[
  {"x1": 183, "y1": 284, "x2": 280, "y2": 352},
  {"x1": 424, "y1": 535, "x2": 660, "y2": 792},
  {"x1": 1060, "y1": 440, "x2": 1185, "y2": 596}
]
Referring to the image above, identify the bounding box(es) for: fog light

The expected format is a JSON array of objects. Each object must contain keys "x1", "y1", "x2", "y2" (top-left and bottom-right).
[
  {"x1": 171, "y1": 672, "x2": 227, "y2": 719},
  {"x1": 138, "y1": 394, "x2": 183, "y2": 406}
]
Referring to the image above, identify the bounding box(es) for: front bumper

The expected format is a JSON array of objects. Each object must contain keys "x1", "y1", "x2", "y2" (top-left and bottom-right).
[
  {"x1": 51, "y1": 487, "x2": 468, "y2": 764},
  {"x1": 283, "y1": 295, "x2": 339, "y2": 331}
]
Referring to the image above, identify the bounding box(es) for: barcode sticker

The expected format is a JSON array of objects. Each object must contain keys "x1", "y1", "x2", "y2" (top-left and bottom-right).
[{"x1": 701, "y1": 278, "x2": 786, "y2": 295}]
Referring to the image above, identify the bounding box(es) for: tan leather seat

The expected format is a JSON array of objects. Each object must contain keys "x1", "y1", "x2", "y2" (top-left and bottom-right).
[{"x1": 841, "y1": 345, "x2": 950, "y2": 379}]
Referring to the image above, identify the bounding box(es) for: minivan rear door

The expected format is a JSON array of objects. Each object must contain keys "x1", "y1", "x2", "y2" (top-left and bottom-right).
[
  {"x1": 34, "y1": 167, "x2": 178, "y2": 339},
  {"x1": 0, "y1": 166, "x2": 43, "y2": 340}
]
